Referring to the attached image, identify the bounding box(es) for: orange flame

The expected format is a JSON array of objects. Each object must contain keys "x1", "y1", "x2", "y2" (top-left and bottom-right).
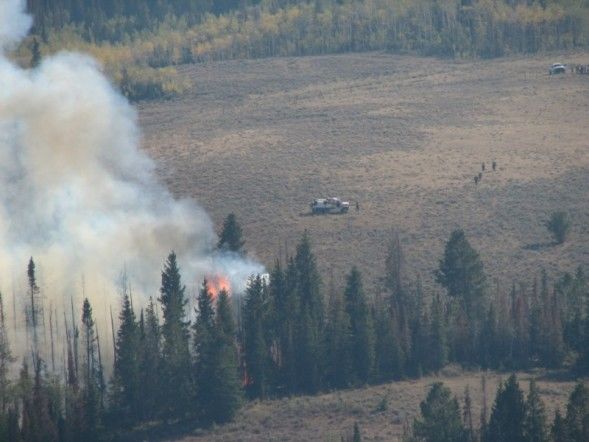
[{"x1": 206, "y1": 274, "x2": 231, "y2": 303}]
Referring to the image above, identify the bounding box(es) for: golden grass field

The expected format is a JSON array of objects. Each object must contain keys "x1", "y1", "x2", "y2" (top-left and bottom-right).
[
  {"x1": 139, "y1": 51, "x2": 588, "y2": 294},
  {"x1": 137, "y1": 52, "x2": 588, "y2": 441}
]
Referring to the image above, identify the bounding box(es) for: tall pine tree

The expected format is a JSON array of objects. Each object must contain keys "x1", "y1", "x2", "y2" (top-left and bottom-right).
[
  {"x1": 487, "y1": 374, "x2": 526, "y2": 442},
  {"x1": 110, "y1": 291, "x2": 140, "y2": 424},
  {"x1": 344, "y1": 267, "x2": 374, "y2": 384},
  {"x1": 158, "y1": 252, "x2": 192, "y2": 417}
]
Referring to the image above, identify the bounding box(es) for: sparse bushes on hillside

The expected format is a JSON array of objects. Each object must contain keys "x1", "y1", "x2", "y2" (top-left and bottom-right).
[{"x1": 547, "y1": 211, "x2": 571, "y2": 245}]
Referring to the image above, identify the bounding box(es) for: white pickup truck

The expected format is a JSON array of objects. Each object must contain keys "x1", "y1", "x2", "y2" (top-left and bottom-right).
[
  {"x1": 549, "y1": 63, "x2": 566, "y2": 75},
  {"x1": 311, "y1": 197, "x2": 350, "y2": 214}
]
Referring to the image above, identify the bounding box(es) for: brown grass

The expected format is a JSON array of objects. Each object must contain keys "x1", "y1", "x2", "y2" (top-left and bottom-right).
[
  {"x1": 137, "y1": 51, "x2": 589, "y2": 441},
  {"x1": 139, "y1": 51, "x2": 588, "y2": 293},
  {"x1": 174, "y1": 369, "x2": 580, "y2": 441}
]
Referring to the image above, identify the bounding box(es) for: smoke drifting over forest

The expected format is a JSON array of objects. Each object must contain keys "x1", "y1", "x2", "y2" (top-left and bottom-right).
[{"x1": 0, "y1": 0, "x2": 262, "y2": 354}]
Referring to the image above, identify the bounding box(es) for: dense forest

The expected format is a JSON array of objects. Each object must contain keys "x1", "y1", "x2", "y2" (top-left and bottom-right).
[
  {"x1": 0, "y1": 214, "x2": 587, "y2": 440},
  {"x1": 20, "y1": 0, "x2": 589, "y2": 100}
]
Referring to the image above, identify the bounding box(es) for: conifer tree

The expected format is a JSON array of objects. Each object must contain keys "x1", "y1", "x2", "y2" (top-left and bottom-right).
[
  {"x1": 487, "y1": 374, "x2": 526, "y2": 442},
  {"x1": 208, "y1": 290, "x2": 242, "y2": 423},
  {"x1": 385, "y1": 232, "x2": 412, "y2": 362},
  {"x1": 31, "y1": 360, "x2": 59, "y2": 441},
  {"x1": 217, "y1": 213, "x2": 245, "y2": 254},
  {"x1": 564, "y1": 382, "x2": 589, "y2": 442},
  {"x1": 243, "y1": 275, "x2": 269, "y2": 398},
  {"x1": 26, "y1": 258, "x2": 42, "y2": 357},
  {"x1": 193, "y1": 279, "x2": 216, "y2": 419},
  {"x1": 138, "y1": 298, "x2": 161, "y2": 420},
  {"x1": 428, "y1": 294, "x2": 447, "y2": 373},
  {"x1": 551, "y1": 410, "x2": 567, "y2": 442},
  {"x1": 293, "y1": 233, "x2": 324, "y2": 393},
  {"x1": 30, "y1": 38, "x2": 41, "y2": 68},
  {"x1": 436, "y1": 229, "x2": 487, "y2": 321},
  {"x1": 413, "y1": 382, "x2": 465, "y2": 442},
  {"x1": 269, "y1": 259, "x2": 297, "y2": 393},
  {"x1": 523, "y1": 379, "x2": 549, "y2": 442},
  {"x1": 0, "y1": 292, "x2": 13, "y2": 414},
  {"x1": 344, "y1": 267, "x2": 374, "y2": 384},
  {"x1": 80, "y1": 299, "x2": 101, "y2": 441},
  {"x1": 110, "y1": 292, "x2": 140, "y2": 424},
  {"x1": 479, "y1": 304, "x2": 498, "y2": 369},
  {"x1": 463, "y1": 386, "x2": 475, "y2": 442},
  {"x1": 158, "y1": 252, "x2": 192, "y2": 417},
  {"x1": 325, "y1": 276, "x2": 351, "y2": 388},
  {"x1": 353, "y1": 421, "x2": 362, "y2": 442}
]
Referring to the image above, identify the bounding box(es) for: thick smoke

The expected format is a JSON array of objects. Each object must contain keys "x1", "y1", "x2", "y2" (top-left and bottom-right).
[{"x1": 0, "y1": 1, "x2": 263, "y2": 356}]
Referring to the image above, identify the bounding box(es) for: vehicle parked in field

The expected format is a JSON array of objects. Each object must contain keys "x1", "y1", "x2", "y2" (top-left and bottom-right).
[
  {"x1": 311, "y1": 197, "x2": 350, "y2": 214},
  {"x1": 549, "y1": 63, "x2": 566, "y2": 74}
]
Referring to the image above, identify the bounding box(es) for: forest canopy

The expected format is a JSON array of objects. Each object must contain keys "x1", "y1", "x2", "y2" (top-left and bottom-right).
[{"x1": 19, "y1": 0, "x2": 589, "y2": 100}]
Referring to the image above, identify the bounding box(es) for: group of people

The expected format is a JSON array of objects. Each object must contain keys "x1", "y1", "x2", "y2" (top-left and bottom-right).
[
  {"x1": 474, "y1": 160, "x2": 497, "y2": 185},
  {"x1": 571, "y1": 64, "x2": 589, "y2": 74}
]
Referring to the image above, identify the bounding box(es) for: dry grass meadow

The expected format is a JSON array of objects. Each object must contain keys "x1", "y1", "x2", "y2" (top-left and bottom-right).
[
  {"x1": 139, "y1": 51, "x2": 588, "y2": 293},
  {"x1": 172, "y1": 368, "x2": 576, "y2": 442},
  {"x1": 137, "y1": 52, "x2": 588, "y2": 440}
]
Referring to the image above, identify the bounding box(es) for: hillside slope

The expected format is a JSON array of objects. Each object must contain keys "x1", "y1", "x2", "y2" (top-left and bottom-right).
[
  {"x1": 139, "y1": 51, "x2": 588, "y2": 291},
  {"x1": 175, "y1": 369, "x2": 578, "y2": 441}
]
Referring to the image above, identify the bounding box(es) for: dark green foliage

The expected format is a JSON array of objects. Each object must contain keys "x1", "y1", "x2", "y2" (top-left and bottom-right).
[
  {"x1": 523, "y1": 379, "x2": 549, "y2": 442},
  {"x1": 487, "y1": 374, "x2": 526, "y2": 442},
  {"x1": 344, "y1": 267, "x2": 374, "y2": 384},
  {"x1": 551, "y1": 410, "x2": 567, "y2": 442},
  {"x1": 158, "y1": 252, "x2": 192, "y2": 417},
  {"x1": 195, "y1": 285, "x2": 242, "y2": 424},
  {"x1": 546, "y1": 211, "x2": 571, "y2": 244},
  {"x1": 19, "y1": 359, "x2": 60, "y2": 442},
  {"x1": 293, "y1": 233, "x2": 324, "y2": 394},
  {"x1": 373, "y1": 300, "x2": 404, "y2": 382},
  {"x1": 269, "y1": 259, "x2": 298, "y2": 393},
  {"x1": 428, "y1": 294, "x2": 447, "y2": 373},
  {"x1": 138, "y1": 298, "x2": 161, "y2": 420},
  {"x1": 463, "y1": 386, "x2": 474, "y2": 442},
  {"x1": 413, "y1": 382, "x2": 465, "y2": 442},
  {"x1": 353, "y1": 421, "x2": 362, "y2": 442},
  {"x1": 80, "y1": 299, "x2": 102, "y2": 441},
  {"x1": 30, "y1": 38, "x2": 41, "y2": 68},
  {"x1": 436, "y1": 229, "x2": 487, "y2": 321},
  {"x1": 0, "y1": 293, "x2": 13, "y2": 414},
  {"x1": 217, "y1": 213, "x2": 245, "y2": 254},
  {"x1": 110, "y1": 292, "x2": 140, "y2": 424},
  {"x1": 563, "y1": 383, "x2": 589, "y2": 442},
  {"x1": 243, "y1": 275, "x2": 270, "y2": 398},
  {"x1": 325, "y1": 281, "x2": 351, "y2": 389},
  {"x1": 193, "y1": 279, "x2": 216, "y2": 418},
  {"x1": 209, "y1": 291, "x2": 242, "y2": 423}
]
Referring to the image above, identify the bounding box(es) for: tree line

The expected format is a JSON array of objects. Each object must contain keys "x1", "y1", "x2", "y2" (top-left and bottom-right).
[
  {"x1": 403, "y1": 374, "x2": 589, "y2": 442},
  {"x1": 0, "y1": 213, "x2": 587, "y2": 440},
  {"x1": 21, "y1": 0, "x2": 589, "y2": 100}
]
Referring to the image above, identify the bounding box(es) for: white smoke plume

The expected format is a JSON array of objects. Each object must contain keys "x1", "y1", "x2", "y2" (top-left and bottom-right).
[{"x1": 0, "y1": 1, "x2": 263, "y2": 359}]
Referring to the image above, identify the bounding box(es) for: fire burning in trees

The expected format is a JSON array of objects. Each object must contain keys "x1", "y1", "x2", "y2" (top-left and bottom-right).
[{"x1": 206, "y1": 274, "x2": 231, "y2": 302}]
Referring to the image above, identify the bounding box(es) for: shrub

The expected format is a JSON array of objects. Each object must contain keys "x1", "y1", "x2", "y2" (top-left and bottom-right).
[{"x1": 546, "y1": 211, "x2": 571, "y2": 244}]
